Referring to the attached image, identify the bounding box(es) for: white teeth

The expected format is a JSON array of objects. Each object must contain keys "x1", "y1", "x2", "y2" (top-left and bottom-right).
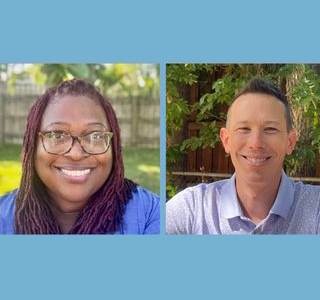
[
  {"x1": 246, "y1": 157, "x2": 267, "y2": 163},
  {"x1": 60, "y1": 169, "x2": 91, "y2": 177}
]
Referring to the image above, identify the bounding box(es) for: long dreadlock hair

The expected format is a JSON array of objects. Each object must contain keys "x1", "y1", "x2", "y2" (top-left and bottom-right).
[{"x1": 15, "y1": 78, "x2": 137, "y2": 234}]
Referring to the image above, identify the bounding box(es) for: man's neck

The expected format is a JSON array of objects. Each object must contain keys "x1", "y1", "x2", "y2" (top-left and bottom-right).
[{"x1": 235, "y1": 172, "x2": 282, "y2": 225}]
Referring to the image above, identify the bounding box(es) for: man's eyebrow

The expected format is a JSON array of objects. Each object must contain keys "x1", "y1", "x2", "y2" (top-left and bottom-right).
[
  {"x1": 234, "y1": 121, "x2": 280, "y2": 125},
  {"x1": 263, "y1": 121, "x2": 280, "y2": 125}
]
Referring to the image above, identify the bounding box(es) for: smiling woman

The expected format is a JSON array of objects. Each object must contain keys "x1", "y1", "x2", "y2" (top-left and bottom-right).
[{"x1": 0, "y1": 79, "x2": 159, "y2": 234}]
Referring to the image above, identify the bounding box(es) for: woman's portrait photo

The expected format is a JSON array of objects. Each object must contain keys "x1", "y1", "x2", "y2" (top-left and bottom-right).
[{"x1": 0, "y1": 64, "x2": 160, "y2": 234}]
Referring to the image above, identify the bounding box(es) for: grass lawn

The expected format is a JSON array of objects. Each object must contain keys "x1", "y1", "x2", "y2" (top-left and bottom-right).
[
  {"x1": 123, "y1": 148, "x2": 160, "y2": 194},
  {"x1": 0, "y1": 145, "x2": 160, "y2": 196},
  {"x1": 0, "y1": 145, "x2": 22, "y2": 196}
]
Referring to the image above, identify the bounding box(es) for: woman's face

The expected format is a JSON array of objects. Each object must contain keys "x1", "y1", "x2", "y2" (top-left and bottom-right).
[{"x1": 35, "y1": 95, "x2": 113, "y2": 212}]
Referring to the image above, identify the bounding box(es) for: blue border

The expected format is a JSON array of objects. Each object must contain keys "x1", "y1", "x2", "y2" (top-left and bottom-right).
[
  {"x1": 160, "y1": 63, "x2": 166, "y2": 234},
  {"x1": 1, "y1": 1, "x2": 320, "y2": 299}
]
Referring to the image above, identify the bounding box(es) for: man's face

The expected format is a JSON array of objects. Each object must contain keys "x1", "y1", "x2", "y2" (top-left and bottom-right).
[{"x1": 220, "y1": 93, "x2": 296, "y2": 184}]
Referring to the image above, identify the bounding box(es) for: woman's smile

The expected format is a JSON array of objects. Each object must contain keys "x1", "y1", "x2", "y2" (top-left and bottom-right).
[{"x1": 53, "y1": 166, "x2": 94, "y2": 183}]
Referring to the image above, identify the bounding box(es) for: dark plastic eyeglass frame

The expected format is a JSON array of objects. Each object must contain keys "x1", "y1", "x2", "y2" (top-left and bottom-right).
[{"x1": 38, "y1": 131, "x2": 114, "y2": 155}]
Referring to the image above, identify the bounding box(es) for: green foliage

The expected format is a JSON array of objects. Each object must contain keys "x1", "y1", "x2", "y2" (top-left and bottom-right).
[
  {"x1": 166, "y1": 144, "x2": 184, "y2": 164},
  {"x1": 181, "y1": 121, "x2": 220, "y2": 151},
  {"x1": 5, "y1": 64, "x2": 159, "y2": 99},
  {"x1": 167, "y1": 64, "x2": 320, "y2": 192},
  {"x1": 166, "y1": 183, "x2": 179, "y2": 199}
]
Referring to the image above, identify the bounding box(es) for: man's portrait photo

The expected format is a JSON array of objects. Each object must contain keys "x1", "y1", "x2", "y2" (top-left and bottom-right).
[{"x1": 166, "y1": 64, "x2": 320, "y2": 234}]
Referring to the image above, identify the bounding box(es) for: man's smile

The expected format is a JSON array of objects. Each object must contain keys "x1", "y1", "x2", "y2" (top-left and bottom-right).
[{"x1": 241, "y1": 155, "x2": 272, "y2": 165}]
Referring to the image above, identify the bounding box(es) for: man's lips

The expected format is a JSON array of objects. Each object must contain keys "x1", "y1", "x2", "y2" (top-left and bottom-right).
[{"x1": 241, "y1": 155, "x2": 272, "y2": 164}]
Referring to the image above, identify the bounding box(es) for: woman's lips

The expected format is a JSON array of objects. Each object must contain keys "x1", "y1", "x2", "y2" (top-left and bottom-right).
[
  {"x1": 54, "y1": 167, "x2": 93, "y2": 183},
  {"x1": 61, "y1": 168, "x2": 91, "y2": 176}
]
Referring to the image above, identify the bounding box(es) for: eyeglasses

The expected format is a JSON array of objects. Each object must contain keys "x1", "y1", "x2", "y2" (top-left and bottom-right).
[{"x1": 39, "y1": 130, "x2": 113, "y2": 155}]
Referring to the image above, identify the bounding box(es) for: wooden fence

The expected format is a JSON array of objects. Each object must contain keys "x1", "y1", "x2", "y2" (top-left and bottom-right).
[
  {"x1": 0, "y1": 90, "x2": 159, "y2": 148},
  {"x1": 167, "y1": 81, "x2": 320, "y2": 194}
]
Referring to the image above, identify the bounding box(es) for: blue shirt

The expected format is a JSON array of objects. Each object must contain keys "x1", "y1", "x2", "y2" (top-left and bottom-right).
[
  {"x1": 0, "y1": 187, "x2": 160, "y2": 234},
  {"x1": 166, "y1": 171, "x2": 320, "y2": 234}
]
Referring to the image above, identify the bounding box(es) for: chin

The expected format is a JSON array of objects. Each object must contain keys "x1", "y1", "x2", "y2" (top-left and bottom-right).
[
  {"x1": 246, "y1": 173, "x2": 266, "y2": 183},
  {"x1": 52, "y1": 188, "x2": 92, "y2": 211},
  {"x1": 238, "y1": 168, "x2": 266, "y2": 183}
]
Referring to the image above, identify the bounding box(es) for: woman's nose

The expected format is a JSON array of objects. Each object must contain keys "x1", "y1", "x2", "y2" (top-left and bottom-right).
[{"x1": 64, "y1": 138, "x2": 89, "y2": 160}]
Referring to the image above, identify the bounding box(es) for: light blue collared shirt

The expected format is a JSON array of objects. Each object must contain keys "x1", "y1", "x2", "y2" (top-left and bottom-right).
[{"x1": 166, "y1": 171, "x2": 320, "y2": 234}]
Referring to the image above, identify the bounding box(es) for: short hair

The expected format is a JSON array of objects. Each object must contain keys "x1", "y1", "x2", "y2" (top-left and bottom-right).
[
  {"x1": 226, "y1": 78, "x2": 293, "y2": 131},
  {"x1": 15, "y1": 78, "x2": 137, "y2": 234}
]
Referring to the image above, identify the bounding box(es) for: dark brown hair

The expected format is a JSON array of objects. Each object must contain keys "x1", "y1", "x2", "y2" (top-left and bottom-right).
[
  {"x1": 228, "y1": 77, "x2": 293, "y2": 131},
  {"x1": 15, "y1": 78, "x2": 137, "y2": 234}
]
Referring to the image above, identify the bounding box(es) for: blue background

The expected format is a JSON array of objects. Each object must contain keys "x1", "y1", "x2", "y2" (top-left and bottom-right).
[{"x1": 1, "y1": 0, "x2": 320, "y2": 299}]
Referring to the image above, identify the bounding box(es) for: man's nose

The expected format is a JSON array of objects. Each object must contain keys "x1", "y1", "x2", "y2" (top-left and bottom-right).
[{"x1": 249, "y1": 130, "x2": 265, "y2": 149}]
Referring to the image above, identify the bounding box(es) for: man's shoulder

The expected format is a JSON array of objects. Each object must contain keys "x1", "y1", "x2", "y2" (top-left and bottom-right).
[
  {"x1": 293, "y1": 181, "x2": 320, "y2": 202},
  {"x1": 166, "y1": 179, "x2": 229, "y2": 234},
  {"x1": 168, "y1": 179, "x2": 229, "y2": 206}
]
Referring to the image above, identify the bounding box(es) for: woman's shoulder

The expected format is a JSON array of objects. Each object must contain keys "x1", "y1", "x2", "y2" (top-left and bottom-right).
[
  {"x1": 127, "y1": 186, "x2": 159, "y2": 215},
  {"x1": 122, "y1": 186, "x2": 160, "y2": 234},
  {"x1": 131, "y1": 186, "x2": 159, "y2": 204},
  {"x1": 0, "y1": 190, "x2": 17, "y2": 214},
  {"x1": 0, "y1": 190, "x2": 17, "y2": 234}
]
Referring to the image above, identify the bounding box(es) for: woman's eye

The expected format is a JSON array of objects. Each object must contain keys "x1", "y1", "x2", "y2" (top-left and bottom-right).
[
  {"x1": 90, "y1": 132, "x2": 104, "y2": 140},
  {"x1": 48, "y1": 132, "x2": 66, "y2": 139}
]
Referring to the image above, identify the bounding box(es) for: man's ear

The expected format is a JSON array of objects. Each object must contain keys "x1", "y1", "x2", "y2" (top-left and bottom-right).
[
  {"x1": 220, "y1": 128, "x2": 230, "y2": 154},
  {"x1": 286, "y1": 128, "x2": 297, "y2": 155}
]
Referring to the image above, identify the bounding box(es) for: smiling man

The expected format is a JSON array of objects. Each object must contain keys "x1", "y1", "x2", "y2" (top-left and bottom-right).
[{"x1": 166, "y1": 78, "x2": 320, "y2": 234}]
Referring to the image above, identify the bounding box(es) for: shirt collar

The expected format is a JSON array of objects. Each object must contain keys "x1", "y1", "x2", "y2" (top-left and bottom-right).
[
  {"x1": 220, "y1": 174, "x2": 243, "y2": 218},
  {"x1": 220, "y1": 170, "x2": 294, "y2": 219}
]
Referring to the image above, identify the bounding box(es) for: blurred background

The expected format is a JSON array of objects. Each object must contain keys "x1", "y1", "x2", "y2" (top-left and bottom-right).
[
  {"x1": 167, "y1": 64, "x2": 320, "y2": 198},
  {"x1": 0, "y1": 63, "x2": 160, "y2": 195}
]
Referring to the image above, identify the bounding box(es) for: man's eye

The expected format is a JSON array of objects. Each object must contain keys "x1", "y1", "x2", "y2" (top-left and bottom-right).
[
  {"x1": 264, "y1": 127, "x2": 278, "y2": 133},
  {"x1": 237, "y1": 127, "x2": 250, "y2": 132}
]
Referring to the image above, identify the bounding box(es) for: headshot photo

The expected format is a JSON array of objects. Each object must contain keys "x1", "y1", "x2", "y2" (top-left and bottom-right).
[
  {"x1": 166, "y1": 64, "x2": 320, "y2": 234},
  {"x1": 0, "y1": 63, "x2": 160, "y2": 234}
]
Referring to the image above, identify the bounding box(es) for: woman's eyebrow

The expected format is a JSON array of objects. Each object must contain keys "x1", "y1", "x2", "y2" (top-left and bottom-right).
[
  {"x1": 86, "y1": 122, "x2": 107, "y2": 128},
  {"x1": 43, "y1": 122, "x2": 70, "y2": 130},
  {"x1": 44, "y1": 122, "x2": 107, "y2": 130}
]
